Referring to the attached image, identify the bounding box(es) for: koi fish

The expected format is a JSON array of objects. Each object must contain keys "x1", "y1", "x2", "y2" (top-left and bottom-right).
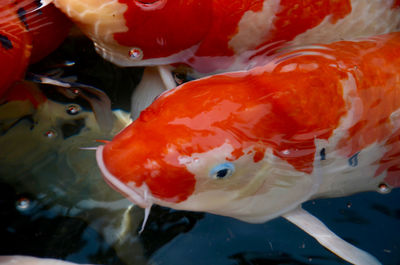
[
  {"x1": 12, "y1": 0, "x2": 72, "y2": 64},
  {"x1": 0, "y1": 0, "x2": 71, "y2": 100},
  {"x1": 0, "y1": 81, "x2": 143, "y2": 265},
  {"x1": 96, "y1": 32, "x2": 400, "y2": 264},
  {"x1": 53, "y1": 0, "x2": 400, "y2": 73}
]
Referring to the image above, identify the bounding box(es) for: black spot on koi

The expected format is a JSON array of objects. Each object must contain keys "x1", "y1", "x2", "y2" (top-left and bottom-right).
[
  {"x1": 0, "y1": 34, "x2": 13, "y2": 50},
  {"x1": 17, "y1": 7, "x2": 29, "y2": 30},
  {"x1": 33, "y1": 0, "x2": 43, "y2": 14},
  {"x1": 348, "y1": 152, "x2": 360, "y2": 167},
  {"x1": 320, "y1": 148, "x2": 326, "y2": 161}
]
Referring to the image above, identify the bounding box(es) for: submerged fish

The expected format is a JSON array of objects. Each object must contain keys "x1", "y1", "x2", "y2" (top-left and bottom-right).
[
  {"x1": 96, "y1": 32, "x2": 400, "y2": 264},
  {"x1": 53, "y1": 0, "x2": 400, "y2": 73},
  {"x1": 0, "y1": 81, "x2": 149, "y2": 265}
]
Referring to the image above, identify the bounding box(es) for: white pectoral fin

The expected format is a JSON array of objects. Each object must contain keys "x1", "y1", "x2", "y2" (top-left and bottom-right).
[
  {"x1": 282, "y1": 207, "x2": 381, "y2": 265},
  {"x1": 157, "y1": 65, "x2": 177, "y2": 91},
  {"x1": 131, "y1": 67, "x2": 168, "y2": 120}
]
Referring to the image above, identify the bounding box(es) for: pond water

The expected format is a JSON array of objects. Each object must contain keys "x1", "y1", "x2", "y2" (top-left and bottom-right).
[{"x1": 0, "y1": 34, "x2": 399, "y2": 265}]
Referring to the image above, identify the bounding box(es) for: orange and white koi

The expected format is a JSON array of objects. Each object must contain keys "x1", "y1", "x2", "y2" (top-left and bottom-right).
[
  {"x1": 96, "y1": 32, "x2": 400, "y2": 264},
  {"x1": 53, "y1": 0, "x2": 400, "y2": 74}
]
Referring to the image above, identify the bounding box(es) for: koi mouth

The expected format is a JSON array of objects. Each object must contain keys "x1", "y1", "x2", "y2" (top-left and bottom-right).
[{"x1": 96, "y1": 145, "x2": 153, "y2": 208}]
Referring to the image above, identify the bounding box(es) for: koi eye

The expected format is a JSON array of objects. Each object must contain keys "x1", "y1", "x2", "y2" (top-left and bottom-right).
[{"x1": 209, "y1": 163, "x2": 235, "y2": 179}]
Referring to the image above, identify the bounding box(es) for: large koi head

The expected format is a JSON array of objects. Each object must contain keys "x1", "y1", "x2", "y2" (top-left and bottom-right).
[{"x1": 96, "y1": 53, "x2": 349, "y2": 222}]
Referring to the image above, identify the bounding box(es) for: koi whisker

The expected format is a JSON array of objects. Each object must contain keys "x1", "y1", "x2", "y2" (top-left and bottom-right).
[{"x1": 79, "y1": 147, "x2": 98, "y2": 151}]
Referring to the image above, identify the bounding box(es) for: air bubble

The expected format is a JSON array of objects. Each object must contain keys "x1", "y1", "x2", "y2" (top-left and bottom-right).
[
  {"x1": 44, "y1": 130, "x2": 57, "y2": 138},
  {"x1": 16, "y1": 197, "x2": 30, "y2": 211},
  {"x1": 377, "y1": 183, "x2": 391, "y2": 194},
  {"x1": 129, "y1": 47, "x2": 143, "y2": 60},
  {"x1": 66, "y1": 104, "x2": 81, "y2": 115},
  {"x1": 346, "y1": 202, "x2": 352, "y2": 208}
]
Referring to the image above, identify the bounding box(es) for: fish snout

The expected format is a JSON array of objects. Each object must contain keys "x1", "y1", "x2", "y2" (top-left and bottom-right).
[{"x1": 96, "y1": 145, "x2": 152, "y2": 208}]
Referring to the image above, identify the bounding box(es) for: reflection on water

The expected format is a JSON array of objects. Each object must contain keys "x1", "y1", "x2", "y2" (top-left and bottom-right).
[{"x1": 0, "y1": 34, "x2": 399, "y2": 265}]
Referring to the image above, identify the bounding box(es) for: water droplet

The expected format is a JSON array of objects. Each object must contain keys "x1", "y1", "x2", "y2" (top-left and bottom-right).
[
  {"x1": 44, "y1": 130, "x2": 57, "y2": 138},
  {"x1": 66, "y1": 104, "x2": 81, "y2": 115},
  {"x1": 282, "y1": 149, "x2": 290, "y2": 155},
  {"x1": 63, "y1": 60, "x2": 75, "y2": 67},
  {"x1": 377, "y1": 183, "x2": 391, "y2": 194},
  {"x1": 16, "y1": 197, "x2": 30, "y2": 211},
  {"x1": 129, "y1": 47, "x2": 143, "y2": 60}
]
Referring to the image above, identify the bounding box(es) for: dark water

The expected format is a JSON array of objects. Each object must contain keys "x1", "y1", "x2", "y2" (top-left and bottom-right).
[
  {"x1": 1, "y1": 179, "x2": 400, "y2": 265},
  {"x1": 0, "y1": 34, "x2": 399, "y2": 265}
]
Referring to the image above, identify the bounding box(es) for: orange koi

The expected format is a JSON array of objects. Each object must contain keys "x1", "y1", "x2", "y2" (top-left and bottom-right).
[
  {"x1": 0, "y1": 2, "x2": 31, "y2": 99},
  {"x1": 0, "y1": 0, "x2": 71, "y2": 100}
]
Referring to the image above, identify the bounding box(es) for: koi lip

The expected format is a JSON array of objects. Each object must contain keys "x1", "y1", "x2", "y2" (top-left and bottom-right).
[{"x1": 96, "y1": 145, "x2": 152, "y2": 208}]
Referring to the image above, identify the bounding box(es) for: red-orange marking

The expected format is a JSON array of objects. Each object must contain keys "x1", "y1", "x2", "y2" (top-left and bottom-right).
[
  {"x1": 268, "y1": 0, "x2": 351, "y2": 43},
  {"x1": 115, "y1": 0, "x2": 214, "y2": 59}
]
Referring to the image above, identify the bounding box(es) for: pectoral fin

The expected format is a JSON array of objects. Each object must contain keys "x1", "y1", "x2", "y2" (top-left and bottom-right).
[{"x1": 282, "y1": 207, "x2": 381, "y2": 265}]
